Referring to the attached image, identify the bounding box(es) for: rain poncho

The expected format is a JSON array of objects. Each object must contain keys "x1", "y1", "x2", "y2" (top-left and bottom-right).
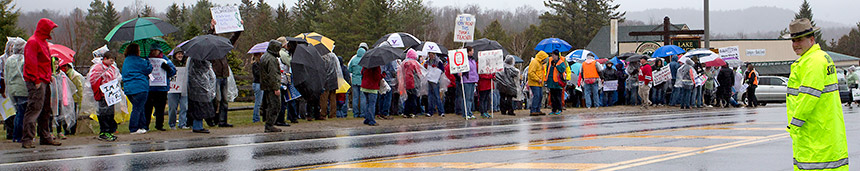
[
  {"x1": 527, "y1": 51, "x2": 548, "y2": 87},
  {"x1": 397, "y1": 49, "x2": 425, "y2": 100},
  {"x1": 84, "y1": 57, "x2": 130, "y2": 122},
  {"x1": 187, "y1": 58, "x2": 216, "y2": 102},
  {"x1": 494, "y1": 55, "x2": 521, "y2": 97},
  {"x1": 676, "y1": 58, "x2": 696, "y2": 89},
  {"x1": 322, "y1": 52, "x2": 342, "y2": 91},
  {"x1": 347, "y1": 48, "x2": 366, "y2": 85},
  {"x1": 51, "y1": 71, "x2": 77, "y2": 128},
  {"x1": 4, "y1": 37, "x2": 26, "y2": 98}
]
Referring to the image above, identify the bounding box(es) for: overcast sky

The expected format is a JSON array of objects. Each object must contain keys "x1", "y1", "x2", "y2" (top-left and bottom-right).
[{"x1": 12, "y1": 0, "x2": 860, "y2": 25}]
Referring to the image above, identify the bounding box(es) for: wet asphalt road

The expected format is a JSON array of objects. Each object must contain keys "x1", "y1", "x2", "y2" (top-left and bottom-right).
[{"x1": 1, "y1": 106, "x2": 859, "y2": 170}]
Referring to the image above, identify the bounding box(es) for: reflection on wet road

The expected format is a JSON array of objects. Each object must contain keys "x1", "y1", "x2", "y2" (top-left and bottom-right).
[{"x1": 1, "y1": 106, "x2": 858, "y2": 170}]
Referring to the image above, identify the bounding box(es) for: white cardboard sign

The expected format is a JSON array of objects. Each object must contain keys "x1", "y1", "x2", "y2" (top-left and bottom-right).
[
  {"x1": 210, "y1": 6, "x2": 245, "y2": 34},
  {"x1": 99, "y1": 79, "x2": 123, "y2": 106},
  {"x1": 719, "y1": 46, "x2": 743, "y2": 68},
  {"x1": 149, "y1": 58, "x2": 167, "y2": 86},
  {"x1": 448, "y1": 49, "x2": 470, "y2": 74},
  {"x1": 478, "y1": 49, "x2": 504, "y2": 74},
  {"x1": 652, "y1": 65, "x2": 672, "y2": 85},
  {"x1": 603, "y1": 80, "x2": 618, "y2": 91},
  {"x1": 169, "y1": 67, "x2": 187, "y2": 94},
  {"x1": 454, "y1": 14, "x2": 476, "y2": 43}
]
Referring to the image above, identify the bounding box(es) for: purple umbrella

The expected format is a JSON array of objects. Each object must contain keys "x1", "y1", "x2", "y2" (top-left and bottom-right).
[
  {"x1": 168, "y1": 40, "x2": 190, "y2": 56},
  {"x1": 247, "y1": 42, "x2": 269, "y2": 54}
]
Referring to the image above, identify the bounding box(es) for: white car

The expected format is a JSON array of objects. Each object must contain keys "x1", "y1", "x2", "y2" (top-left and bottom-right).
[{"x1": 752, "y1": 76, "x2": 789, "y2": 104}]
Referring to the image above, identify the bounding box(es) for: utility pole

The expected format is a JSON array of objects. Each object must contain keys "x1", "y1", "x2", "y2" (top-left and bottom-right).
[{"x1": 704, "y1": 0, "x2": 710, "y2": 48}]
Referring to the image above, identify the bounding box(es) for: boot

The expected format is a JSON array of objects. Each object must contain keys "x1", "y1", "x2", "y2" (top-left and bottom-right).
[
  {"x1": 265, "y1": 125, "x2": 282, "y2": 132},
  {"x1": 39, "y1": 139, "x2": 62, "y2": 146}
]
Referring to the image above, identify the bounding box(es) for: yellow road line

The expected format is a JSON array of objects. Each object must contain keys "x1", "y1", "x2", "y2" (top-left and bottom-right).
[
  {"x1": 690, "y1": 127, "x2": 785, "y2": 131},
  {"x1": 610, "y1": 135, "x2": 768, "y2": 140},
  {"x1": 587, "y1": 133, "x2": 789, "y2": 171},
  {"x1": 322, "y1": 162, "x2": 609, "y2": 170},
  {"x1": 488, "y1": 146, "x2": 698, "y2": 152}
]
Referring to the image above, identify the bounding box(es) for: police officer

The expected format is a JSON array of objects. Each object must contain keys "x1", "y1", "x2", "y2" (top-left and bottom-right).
[{"x1": 784, "y1": 18, "x2": 848, "y2": 170}]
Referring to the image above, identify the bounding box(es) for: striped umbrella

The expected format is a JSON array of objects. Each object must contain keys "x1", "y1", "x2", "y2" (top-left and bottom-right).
[
  {"x1": 295, "y1": 32, "x2": 335, "y2": 54},
  {"x1": 118, "y1": 37, "x2": 172, "y2": 57},
  {"x1": 247, "y1": 42, "x2": 269, "y2": 54},
  {"x1": 104, "y1": 17, "x2": 178, "y2": 42}
]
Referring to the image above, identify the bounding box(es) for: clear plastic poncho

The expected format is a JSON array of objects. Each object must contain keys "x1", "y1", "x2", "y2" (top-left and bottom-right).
[
  {"x1": 494, "y1": 56, "x2": 521, "y2": 98},
  {"x1": 397, "y1": 57, "x2": 426, "y2": 101},
  {"x1": 83, "y1": 56, "x2": 131, "y2": 123},
  {"x1": 51, "y1": 72, "x2": 77, "y2": 128},
  {"x1": 187, "y1": 58, "x2": 216, "y2": 102}
]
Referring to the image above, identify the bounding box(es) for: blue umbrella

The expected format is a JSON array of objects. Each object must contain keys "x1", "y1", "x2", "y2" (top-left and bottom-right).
[
  {"x1": 651, "y1": 45, "x2": 686, "y2": 58},
  {"x1": 610, "y1": 57, "x2": 624, "y2": 67},
  {"x1": 534, "y1": 38, "x2": 572, "y2": 53},
  {"x1": 565, "y1": 49, "x2": 597, "y2": 62}
]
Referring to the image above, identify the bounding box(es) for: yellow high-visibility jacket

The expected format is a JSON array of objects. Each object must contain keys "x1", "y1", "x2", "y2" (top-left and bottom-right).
[{"x1": 786, "y1": 44, "x2": 848, "y2": 170}]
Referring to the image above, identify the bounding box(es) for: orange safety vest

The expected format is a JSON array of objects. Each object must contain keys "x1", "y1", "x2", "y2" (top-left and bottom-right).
[
  {"x1": 747, "y1": 69, "x2": 758, "y2": 85},
  {"x1": 582, "y1": 61, "x2": 600, "y2": 79},
  {"x1": 544, "y1": 57, "x2": 566, "y2": 84}
]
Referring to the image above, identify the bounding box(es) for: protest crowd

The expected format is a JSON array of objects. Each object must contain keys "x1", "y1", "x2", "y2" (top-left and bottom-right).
[{"x1": 2, "y1": 15, "x2": 772, "y2": 149}]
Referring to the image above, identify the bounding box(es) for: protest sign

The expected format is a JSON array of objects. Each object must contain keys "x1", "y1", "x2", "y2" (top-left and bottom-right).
[
  {"x1": 603, "y1": 80, "x2": 618, "y2": 91},
  {"x1": 719, "y1": 46, "x2": 743, "y2": 68},
  {"x1": 454, "y1": 14, "x2": 476, "y2": 42},
  {"x1": 99, "y1": 79, "x2": 124, "y2": 106},
  {"x1": 169, "y1": 67, "x2": 187, "y2": 94},
  {"x1": 652, "y1": 65, "x2": 672, "y2": 85},
  {"x1": 478, "y1": 49, "x2": 504, "y2": 74},
  {"x1": 448, "y1": 49, "x2": 470, "y2": 74},
  {"x1": 149, "y1": 58, "x2": 167, "y2": 86},
  {"x1": 695, "y1": 75, "x2": 708, "y2": 86},
  {"x1": 210, "y1": 6, "x2": 244, "y2": 34}
]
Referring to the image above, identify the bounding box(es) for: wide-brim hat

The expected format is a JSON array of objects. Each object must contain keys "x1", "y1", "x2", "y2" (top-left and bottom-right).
[{"x1": 782, "y1": 18, "x2": 821, "y2": 39}]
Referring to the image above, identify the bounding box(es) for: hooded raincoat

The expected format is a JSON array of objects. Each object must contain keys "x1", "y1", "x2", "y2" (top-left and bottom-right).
[
  {"x1": 527, "y1": 51, "x2": 548, "y2": 87},
  {"x1": 397, "y1": 49, "x2": 425, "y2": 97},
  {"x1": 23, "y1": 18, "x2": 57, "y2": 85},
  {"x1": 495, "y1": 55, "x2": 520, "y2": 96},
  {"x1": 4, "y1": 38, "x2": 26, "y2": 98}
]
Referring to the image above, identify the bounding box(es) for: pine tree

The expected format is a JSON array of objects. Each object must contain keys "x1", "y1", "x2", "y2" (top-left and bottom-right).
[
  {"x1": 539, "y1": 0, "x2": 624, "y2": 48},
  {"x1": 794, "y1": 0, "x2": 827, "y2": 49},
  {"x1": 321, "y1": 0, "x2": 361, "y2": 57},
  {"x1": 0, "y1": 0, "x2": 25, "y2": 46},
  {"x1": 830, "y1": 22, "x2": 860, "y2": 57},
  {"x1": 482, "y1": 20, "x2": 507, "y2": 43},
  {"x1": 292, "y1": 0, "x2": 329, "y2": 33}
]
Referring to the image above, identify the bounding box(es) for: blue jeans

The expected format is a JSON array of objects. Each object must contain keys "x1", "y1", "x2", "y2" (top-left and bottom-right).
[
  {"x1": 627, "y1": 83, "x2": 639, "y2": 105},
  {"x1": 583, "y1": 83, "x2": 600, "y2": 108},
  {"x1": 192, "y1": 119, "x2": 204, "y2": 130},
  {"x1": 679, "y1": 87, "x2": 692, "y2": 108},
  {"x1": 215, "y1": 78, "x2": 229, "y2": 124},
  {"x1": 652, "y1": 85, "x2": 664, "y2": 105},
  {"x1": 362, "y1": 92, "x2": 378, "y2": 125},
  {"x1": 167, "y1": 93, "x2": 187, "y2": 128},
  {"x1": 337, "y1": 95, "x2": 348, "y2": 118},
  {"x1": 457, "y1": 83, "x2": 476, "y2": 117},
  {"x1": 492, "y1": 90, "x2": 500, "y2": 111},
  {"x1": 128, "y1": 92, "x2": 149, "y2": 132},
  {"x1": 12, "y1": 96, "x2": 27, "y2": 142},
  {"x1": 670, "y1": 85, "x2": 681, "y2": 106},
  {"x1": 351, "y1": 86, "x2": 362, "y2": 118},
  {"x1": 377, "y1": 92, "x2": 392, "y2": 116},
  {"x1": 252, "y1": 83, "x2": 263, "y2": 122},
  {"x1": 529, "y1": 86, "x2": 543, "y2": 113},
  {"x1": 427, "y1": 83, "x2": 444, "y2": 115},
  {"x1": 693, "y1": 86, "x2": 703, "y2": 107},
  {"x1": 603, "y1": 91, "x2": 617, "y2": 107}
]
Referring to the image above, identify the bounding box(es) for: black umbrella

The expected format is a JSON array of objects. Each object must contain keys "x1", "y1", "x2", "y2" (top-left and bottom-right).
[
  {"x1": 180, "y1": 35, "x2": 234, "y2": 60},
  {"x1": 617, "y1": 52, "x2": 638, "y2": 60},
  {"x1": 627, "y1": 54, "x2": 648, "y2": 63},
  {"x1": 373, "y1": 32, "x2": 422, "y2": 48},
  {"x1": 359, "y1": 46, "x2": 404, "y2": 68},
  {"x1": 466, "y1": 38, "x2": 509, "y2": 56},
  {"x1": 290, "y1": 44, "x2": 325, "y2": 99}
]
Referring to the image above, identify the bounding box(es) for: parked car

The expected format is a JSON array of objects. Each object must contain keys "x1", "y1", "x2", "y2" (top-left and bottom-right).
[{"x1": 749, "y1": 76, "x2": 788, "y2": 105}]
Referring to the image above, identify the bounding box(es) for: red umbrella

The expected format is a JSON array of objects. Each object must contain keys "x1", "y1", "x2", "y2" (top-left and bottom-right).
[
  {"x1": 704, "y1": 57, "x2": 727, "y2": 67},
  {"x1": 49, "y1": 43, "x2": 76, "y2": 66},
  {"x1": 597, "y1": 58, "x2": 609, "y2": 64}
]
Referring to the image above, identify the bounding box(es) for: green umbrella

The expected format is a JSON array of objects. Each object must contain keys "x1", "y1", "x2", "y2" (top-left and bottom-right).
[
  {"x1": 104, "y1": 17, "x2": 178, "y2": 42},
  {"x1": 118, "y1": 37, "x2": 172, "y2": 57}
]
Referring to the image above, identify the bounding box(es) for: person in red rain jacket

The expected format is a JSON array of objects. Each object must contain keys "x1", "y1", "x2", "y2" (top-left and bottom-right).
[
  {"x1": 21, "y1": 18, "x2": 60, "y2": 148},
  {"x1": 637, "y1": 58, "x2": 653, "y2": 108}
]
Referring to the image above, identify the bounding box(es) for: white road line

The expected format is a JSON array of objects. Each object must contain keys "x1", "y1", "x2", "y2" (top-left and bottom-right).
[{"x1": 0, "y1": 110, "x2": 746, "y2": 167}]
